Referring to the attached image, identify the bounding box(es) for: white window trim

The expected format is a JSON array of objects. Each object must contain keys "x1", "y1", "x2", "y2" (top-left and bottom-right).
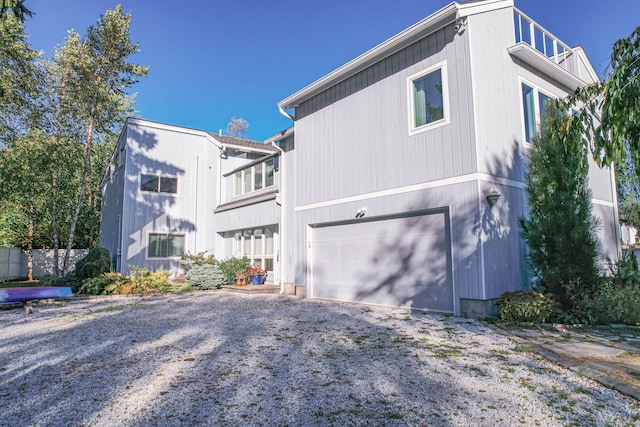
[
  {"x1": 233, "y1": 159, "x2": 274, "y2": 197},
  {"x1": 407, "y1": 60, "x2": 450, "y2": 136},
  {"x1": 140, "y1": 173, "x2": 179, "y2": 195},
  {"x1": 519, "y1": 77, "x2": 556, "y2": 145},
  {"x1": 232, "y1": 226, "x2": 277, "y2": 272},
  {"x1": 145, "y1": 232, "x2": 186, "y2": 260}
]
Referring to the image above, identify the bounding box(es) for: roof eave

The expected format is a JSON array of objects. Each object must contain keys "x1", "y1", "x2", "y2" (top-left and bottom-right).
[{"x1": 277, "y1": 2, "x2": 459, "y2": 109}]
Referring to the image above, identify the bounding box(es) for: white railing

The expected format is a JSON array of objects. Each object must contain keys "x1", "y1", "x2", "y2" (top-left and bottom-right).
[{"x1": 513, "y1": 8, "x2": 580, "y2": 79}]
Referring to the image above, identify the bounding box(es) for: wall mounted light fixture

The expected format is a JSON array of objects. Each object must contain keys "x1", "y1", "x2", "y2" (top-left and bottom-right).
[
  {"x1": 355, "y1": 207, "x2": 367, "y2": 219},
  {"x1": 486, "y1": 187, "x2": 501, "y2": 207}
]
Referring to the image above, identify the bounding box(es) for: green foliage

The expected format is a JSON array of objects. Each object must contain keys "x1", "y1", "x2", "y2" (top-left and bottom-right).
[
  {"x1": 217, "y1": 257, "x2": 250, "y2": 285},
  {"x1": 185, "y1": 264, "x2": 226, "y2": 290},
  {"x1": 520, "y1": 104, "x2": 600, "y2": 308},
  {"x1": 104, "y1": 267, "x2": 170, "y2": 295},
  {"x1": 619, "y1": 199, "x2": 640, "y2": 229},
  {"x1": 38, "y1": 273, "x2": 59, "y2": 287},
  {"x1": 181, "y1": 251, "x2": 216, "y2": 272},
  {"x1": 79, "y1": 276, "x2": 112, "y2": 295},
  {"x1": 496, "y1": 290, "x2": 559, "y2": 323},
  {"x1": 56, "y1": 271, "x2": 80, "y2": 293},
  {"x1": 74, "y1": 247, "x2": 112, "y2": 282}
]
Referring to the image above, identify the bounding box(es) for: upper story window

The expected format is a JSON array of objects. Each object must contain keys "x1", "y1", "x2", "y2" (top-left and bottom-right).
[
  {"x1": 234, "y1": 158, "x2": 274, "y2": 196},
  {"x1": 407, "y1": 61, "x2": 449, "y2": 135},
  {"x1": 522, "y1": 82, "x2": 554, "y2": 143},
  {"x1": 140, "y1": 174, "x2": 178, "y2": 194}
]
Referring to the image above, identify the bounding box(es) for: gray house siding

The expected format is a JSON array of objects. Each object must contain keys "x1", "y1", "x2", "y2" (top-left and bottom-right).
[
  {"x1": 100, "y1": 137, "x2": 127, "y2": 270},
  {"x1": 294, "y1": 23, "x2": 476, "y2": 208},
  {"x1": 105, "y1": 120, "x2": 220, "y2": 276}
]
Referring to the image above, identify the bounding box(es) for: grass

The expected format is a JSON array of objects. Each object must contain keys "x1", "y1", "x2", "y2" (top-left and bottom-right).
[{"x1": 0, "y1": 280, "x2": 41, "y2": 288}]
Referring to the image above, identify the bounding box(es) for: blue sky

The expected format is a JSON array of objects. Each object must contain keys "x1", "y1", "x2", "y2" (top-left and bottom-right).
[{"x1": 24, "y1": 0, "x2": 639, "y2": 141}]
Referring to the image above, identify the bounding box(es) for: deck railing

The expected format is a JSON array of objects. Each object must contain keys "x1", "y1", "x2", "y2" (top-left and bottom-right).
[{"x1": 513, "y1": 8, "x2": 580, "y2": 79}]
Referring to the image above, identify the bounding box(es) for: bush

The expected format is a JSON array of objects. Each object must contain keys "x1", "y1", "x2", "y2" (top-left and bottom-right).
[
  {"x1": 181, "y1": 252, "x2": 216, "y2": 272},
  {"x1": 217, "y1": 257, "x2": 250, "y2": 285},
  {"x1": 39, "y1": 274, "x2": 58, "y2": 287},
  {"x1": 496, "y1": 290, "x2": 559, "y2": 323},
  {"x1": 79, "y1": 276, "x2": 113, "y2": 295},
  {"x1": 75, "y1": 247, "x2": 113, "y2": 283},
  {"x1": 569, "y1": 255, "x2": 640, "y2": 325},
  {"x1": 104, "y1": 267, "x2": 171, "y2": 295},
  {"x1": 186, "y1": 264, "x2": 226, "y2": 290}
]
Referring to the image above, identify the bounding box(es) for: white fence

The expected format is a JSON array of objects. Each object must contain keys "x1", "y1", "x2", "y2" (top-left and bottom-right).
[{"x1": 0, "y1": 248, "x2": 89, "y2": 281}]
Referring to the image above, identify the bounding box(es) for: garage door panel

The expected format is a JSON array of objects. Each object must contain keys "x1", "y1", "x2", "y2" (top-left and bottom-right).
[{"x1": 311, "y1": 212, "x2": 453, "y2": 313}]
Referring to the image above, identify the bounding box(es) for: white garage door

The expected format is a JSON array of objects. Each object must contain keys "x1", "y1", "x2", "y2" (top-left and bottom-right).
[{"x1": 311, "y1": 211, "x2": 453, "y2": 313}]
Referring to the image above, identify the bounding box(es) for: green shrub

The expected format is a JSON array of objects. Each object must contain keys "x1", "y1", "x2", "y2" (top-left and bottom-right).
[
  {"x1": 39, "y1": 274, "x2": 59, "y2": 287},
  {"x1": 496, "y1": 290, "x2": 559, "y2": 323},
  {"x1": 75, "y1": 247, "x2": 113, "y2": 283},
  {"x1": 164, "y1": 283, "x2": 194, "y2": 293},
  {"x1": 104, "y1": 267, "x2": 171, "y2": 295},
  {"x1": 217, "y1": 257, "x2": 250, "y2": 285},
  {"x1": 181, "y1": 252, "x2": 216, "y2": 271},
  {"x1": 57, "y1": 272, "x2": 80, "y2": 293},
  {"x1": 79, "y1": 276, "x2": 113, "y2": 295},
  {"x1": 569, "y1": 255, "x2": 640, "y2": 325},
  {"x1": 185, "y1": 264, "x2": 226, "y2": 290}
]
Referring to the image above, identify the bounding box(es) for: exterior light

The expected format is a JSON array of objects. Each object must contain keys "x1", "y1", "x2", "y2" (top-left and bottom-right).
[{"x1": 486, "y1": 187, "x2": 501, "y2": 206}]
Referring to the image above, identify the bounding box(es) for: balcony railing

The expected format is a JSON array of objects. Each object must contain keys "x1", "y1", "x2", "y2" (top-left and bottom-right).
[{"x1": 513, "y1": 8, "x2": 580, "y2": 79}]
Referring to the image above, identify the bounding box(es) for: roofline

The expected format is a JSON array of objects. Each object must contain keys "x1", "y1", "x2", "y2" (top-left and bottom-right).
[
  {"x1": 125, "y1": 117, "x2": 223, "y2": 148},
  {"x1": 277, "y1": 2, "x2": 459, "y2": 109},
  {"x1": 264, "y1": 126, "x2": 294, "y2": 144}
]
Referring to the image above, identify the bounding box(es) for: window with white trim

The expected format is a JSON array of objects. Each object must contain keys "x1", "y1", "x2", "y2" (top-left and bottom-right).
[
  {"x1": 521, "y1": 82, "x2": 554, "y2": 143},
  {"x1": 140, "y1": 174, "x2": 178, "y2": 193},
  {"x1": 233, "y1": 225, "x2": 276, "y2": 271},
  {"x1": 148, "y1": 233, "x2": 185, "y2": 258},
  {"x1": 408, "y1": 62, "x2": 449, "y2": 134},
  {"x1": 233, "y1": 158, "x2": 274, "y2": 196}
]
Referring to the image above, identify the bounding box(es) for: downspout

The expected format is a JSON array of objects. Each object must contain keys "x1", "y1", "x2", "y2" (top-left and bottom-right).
[
  {"x1": 271, "y1": 139, "x2": 286, "y2": 294},
  {"x1": 273, "y1": 106, "x2": 295, "y2": 294}
]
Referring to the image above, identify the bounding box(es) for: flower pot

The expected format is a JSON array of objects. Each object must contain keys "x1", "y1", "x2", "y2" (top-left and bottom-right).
[
  {"x1": 250, "y1": 275, "x2": 264, "y2": 285},
  {"x1": 235, "y1": 278, "x2": 247, "y2": 286}
]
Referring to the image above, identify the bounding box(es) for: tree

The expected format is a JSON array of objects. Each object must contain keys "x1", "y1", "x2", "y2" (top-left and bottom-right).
[
  {"x1": 0, "y1": 14, "x2": 41, "y2": 143},
  {"x1": 226, "y1": 117, "x2": 249, "y2": 138},
  {"x1": 0, "y1": 131, "x2": 52, "y2": 279},
  {"x1": 54, "y1": 5, "x2": 148, "y2": 274},
  {"x1": 520, "y1": 104, "x2": 600, "y2": 309},
  {"x1": 0, "y1": 0, "x2": 33, "y2": 22}
]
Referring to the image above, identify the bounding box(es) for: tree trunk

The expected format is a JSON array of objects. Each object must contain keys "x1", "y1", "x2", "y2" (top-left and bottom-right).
[
  {"x1": 63, "y1": 117, "x2": 93, "y2": 275},
  {"x1": 27, "y1": 205, "x2": 33, "y2": 281},
  {"x1": 51, "y1": 143, "x2": 60, "y2": 277}
]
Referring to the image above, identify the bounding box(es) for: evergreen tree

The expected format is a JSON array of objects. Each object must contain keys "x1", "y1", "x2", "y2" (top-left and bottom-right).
[{"x1": 520, "y1": 104, "x2": 600, "y2": 309}]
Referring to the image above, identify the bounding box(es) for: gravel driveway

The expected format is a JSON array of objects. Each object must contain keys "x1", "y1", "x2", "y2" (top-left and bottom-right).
[{"x1": 1, "y1": 292, "x2": 638, "y2": 426}]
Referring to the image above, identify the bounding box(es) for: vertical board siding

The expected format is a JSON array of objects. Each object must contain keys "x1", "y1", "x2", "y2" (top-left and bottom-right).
[
  {"x1": 294, "y1": 181, "x2": 486, "y2": 301},
  {"x1": 117, "y1": 123, "x2": 218, "y2": 275},
  {"x1": 294, "y1": 23, "x2": 476, "y2": 208},
  {"x1": 214, "y1": 199, "x2": 280, "y2": 234}
]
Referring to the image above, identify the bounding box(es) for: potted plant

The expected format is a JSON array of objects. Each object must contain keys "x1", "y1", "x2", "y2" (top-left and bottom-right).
[
  {"x1": 234, "y1": 271, "x2": 247, "y2": 286},
  {"x1": 247, "y1": 265, "x2": 267, "y2": 285}
]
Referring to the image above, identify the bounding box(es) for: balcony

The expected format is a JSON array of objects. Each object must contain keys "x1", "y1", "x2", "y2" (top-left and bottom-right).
[{"x1": 509, "y1": 8, "x2": 594, "y2": 88}]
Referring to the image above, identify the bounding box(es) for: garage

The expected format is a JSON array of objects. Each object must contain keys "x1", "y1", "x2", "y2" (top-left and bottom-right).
[{"x1": 310, "y1": 209, "x2": 454, "y2": 313}]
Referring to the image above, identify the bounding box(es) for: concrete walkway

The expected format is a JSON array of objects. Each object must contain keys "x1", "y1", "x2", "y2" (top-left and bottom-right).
[{"x1": 496, "y1": 323, "x2": 640, "y2": 401}]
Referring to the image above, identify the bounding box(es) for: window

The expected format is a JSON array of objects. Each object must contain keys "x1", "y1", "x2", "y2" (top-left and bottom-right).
[
  {"x1": 140, "y1": 174, "x2": 178, "y2": 194},
  {"x1": 408, "y1": 62, "x2": 449, "y2": 134},
  {"x1": 233, "y1": 225, "x2": 277, "y2": 272},
  {"x1": 148, "y1": 233, "x2": 185, "y2": 258},
  {"x1": 233, "y1": 158, "x2": 276, "y2": 196},
  {"x1": 521, "y1": 82, "x2": 554, "y2": 143}
]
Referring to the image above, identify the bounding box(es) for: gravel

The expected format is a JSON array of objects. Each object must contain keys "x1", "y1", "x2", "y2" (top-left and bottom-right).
[{"x1": 0, "y1": 292, "x2": 638, "y2": 426}]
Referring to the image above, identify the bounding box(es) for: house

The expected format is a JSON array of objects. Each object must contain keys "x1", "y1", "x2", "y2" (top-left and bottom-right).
[
  {"x1": 100, "y1": 0, "x2": 620, "y2": 317},
  {"x1": 100, "y1": 118, "x2": 280, "y2": 277}
]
